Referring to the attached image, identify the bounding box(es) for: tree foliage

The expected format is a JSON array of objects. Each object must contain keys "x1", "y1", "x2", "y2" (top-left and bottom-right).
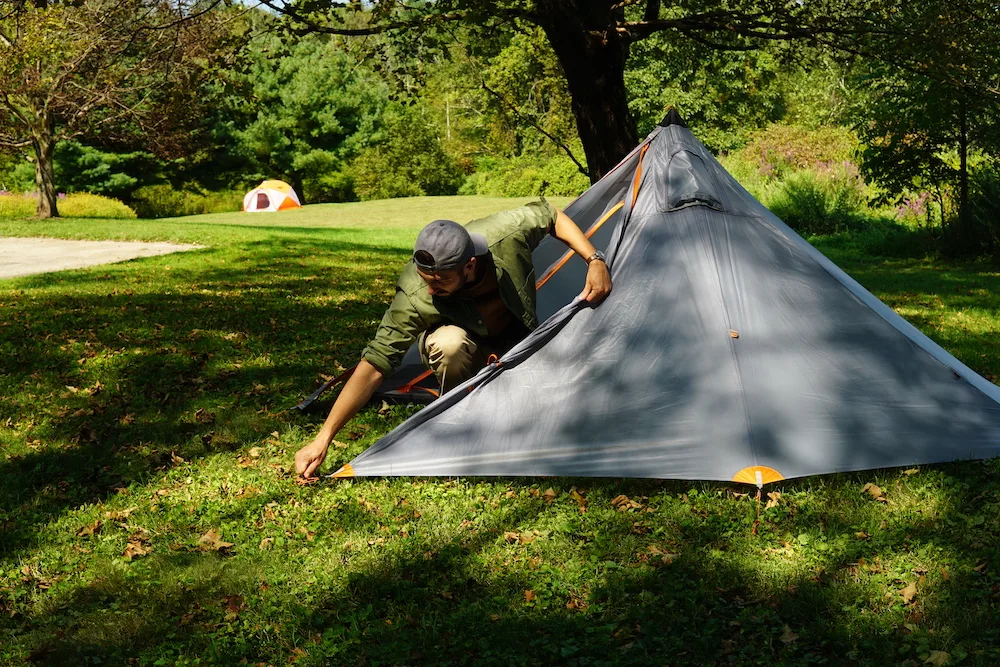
[
  {"x1": 232, "y1": 31, "x2": 389, "y2": 203},
  {"x1": 0, "y1": 0, "x2": 230, "y2": 217},
  {"x1": 261, "y1": 0, "x2": 1000, "y2": 182}
]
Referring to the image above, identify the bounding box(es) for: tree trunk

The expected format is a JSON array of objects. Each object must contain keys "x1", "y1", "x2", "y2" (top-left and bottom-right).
[
  {"x1": 957, "y1": 103, "x2": 969, "y2": 238},
  {"x1": 536, "y1": 1, "x2": 639, "y2": 182},
  {"x1": 291, "y1": 173, "x2": 306, "y2": 205},
  {"x1": 31, "y1": 105, "x2": 58, "y2": 218}
]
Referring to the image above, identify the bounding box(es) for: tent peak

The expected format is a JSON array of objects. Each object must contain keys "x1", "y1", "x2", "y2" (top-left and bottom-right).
[{"x1": 659, "y1": 108, "x2": 687, "y2": 128}]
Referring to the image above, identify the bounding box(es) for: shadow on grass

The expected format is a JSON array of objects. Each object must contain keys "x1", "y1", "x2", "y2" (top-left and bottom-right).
[
  {"x1": 0, "y1": 235, "x2": 410, "y2": 559},
  {"x1": 14, "y1": 471, "x2": 1000, "y2": 665}
]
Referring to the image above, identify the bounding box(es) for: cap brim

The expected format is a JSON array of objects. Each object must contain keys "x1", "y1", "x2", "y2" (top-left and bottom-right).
[{"x1": 469, "y1": 232, "x2": 489, "y2": 257}]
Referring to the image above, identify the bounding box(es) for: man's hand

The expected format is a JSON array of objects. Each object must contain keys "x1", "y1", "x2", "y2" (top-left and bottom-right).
[
  {"x1": 579, "y1": 260, "x2": 612, "y2": 304},
  {"x1": 295, "y1": 437, "x2": 329, "y2": 478}
]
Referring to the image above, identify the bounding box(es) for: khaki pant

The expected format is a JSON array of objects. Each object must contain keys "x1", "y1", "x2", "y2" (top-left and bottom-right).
[{"x1": 419, "y1": 325, "x2": 505, "y2": 395}]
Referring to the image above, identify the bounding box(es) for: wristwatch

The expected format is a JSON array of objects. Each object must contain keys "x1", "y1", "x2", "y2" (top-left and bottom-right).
[{"x1": 586, "y1": 250, "x2": 607, "y2": 265}]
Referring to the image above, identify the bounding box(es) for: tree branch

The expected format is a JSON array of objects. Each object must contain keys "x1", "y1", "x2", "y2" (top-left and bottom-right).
[{"x1": 480, "y1": 81, "x2": 588, "y2": 178}]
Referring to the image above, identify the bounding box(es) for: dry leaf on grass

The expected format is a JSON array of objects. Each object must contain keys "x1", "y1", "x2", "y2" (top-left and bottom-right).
[
  {"x1": 765, "y1": 491, "x2": 782, "y2": 509},
  {"x1": 901, "y1": 581, "x2": 918, "y2": 604},
  {"x1": 925, "y1": 650, "x2": 950, "y2": 666},
  {"x1": 523, "y1": 590, "x2": 536, "y2": 603},
  {"x1": 123, "y1": 541, "x2": 149, "y2": 561},
  {"x1": 780, "y1": 625, "x2": 798, "y2": 644},
  {"x1": 569, "y1": 488, "x2": 587, "y2": 513},
  {"x1": 542, "y1": 488, "x2": 557, "y2": 503},
  {"x1": 198, "y1": 530, "x2": 234, "y2": 552},
  {"x1": 76, "y1": 520, "x2": 101, "y2": 537},
  {"x1": 861, "y1": 483, "x2": 887, "y2": 502}
]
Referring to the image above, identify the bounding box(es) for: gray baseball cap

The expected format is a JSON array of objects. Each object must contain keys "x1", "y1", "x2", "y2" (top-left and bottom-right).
[{"x1": 412, "y1": 220, "x2": 489, "y2": 272}]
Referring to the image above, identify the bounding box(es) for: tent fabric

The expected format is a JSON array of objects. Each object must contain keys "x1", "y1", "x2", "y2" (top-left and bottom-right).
[
  {"x1": 243, "y1": 180, "x2": 302, "y2": 212},
  {"x1": 334, "y1": 113, "x2": 1000, "y2": 484}
]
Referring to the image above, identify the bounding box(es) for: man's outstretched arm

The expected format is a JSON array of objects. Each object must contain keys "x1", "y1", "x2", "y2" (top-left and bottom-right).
[
  {"x1": 295, "y1": 358, "x2": 384, "y2": 478},
  {"x1": 551, "y1": 207, "x2": 612, "y2": 304}
]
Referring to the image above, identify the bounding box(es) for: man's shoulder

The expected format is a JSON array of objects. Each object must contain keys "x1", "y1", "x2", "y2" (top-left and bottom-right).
[
  {"x1": 396, "y1": 261, "x2": 429, "y2": 299},
  {"x1": 465, "y1": 199, "x2": 557, "y2": 244}
]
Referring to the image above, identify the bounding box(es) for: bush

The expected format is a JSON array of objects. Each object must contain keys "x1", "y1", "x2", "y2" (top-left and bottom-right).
[
  {"x1": 460, "y1": 154, "x2": 590, "y2": 197},
  {"x1": 0, "y1": 192, "x2": 137, "y2": 218},
  {"x1": 59, "y1": 192, "x2": 137, "y2": 218},
  {"x1": 351, "y1": 106, "x2": 464, "y2": 201},
  {"x1": 130, "y1": 185, "x2": 244, "y2": 218},
  {"x1": 766, "y1": 162, "x2": 870, "y2": 235},
  {"x1": 739, "y1": 124, "x2": 860, "y2": 179}
]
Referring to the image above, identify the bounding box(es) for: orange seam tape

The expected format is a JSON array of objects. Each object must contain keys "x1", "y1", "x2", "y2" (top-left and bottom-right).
[{"x1": 535, "y1": 200, "x2": 625, "y2": 290}]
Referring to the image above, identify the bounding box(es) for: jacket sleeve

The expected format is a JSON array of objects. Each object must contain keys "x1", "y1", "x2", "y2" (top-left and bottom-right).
[
  {"x1": 361, "y1": 287, "x2": 427, "y2": 377},
  {"x1": 518, "y1": 198, "x2": 559, "y2": 250}
]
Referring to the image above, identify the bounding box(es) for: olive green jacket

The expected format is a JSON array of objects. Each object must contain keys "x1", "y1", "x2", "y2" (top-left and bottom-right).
[{"x1": 361, "y1": 200, "x2": 558, "y2": 376}]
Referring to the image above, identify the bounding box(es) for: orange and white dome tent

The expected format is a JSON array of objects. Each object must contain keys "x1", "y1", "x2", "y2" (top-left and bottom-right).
[{"x1": 242, "y1": 180, "x2": 302, "y2": 212}]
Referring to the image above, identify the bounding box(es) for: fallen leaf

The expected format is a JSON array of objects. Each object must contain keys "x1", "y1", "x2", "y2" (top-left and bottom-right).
[
  {"x1": 901, "y1": 581, "x2": 918, "y2": 604},
  {"x1": 198, "y1": 530, "x2": 234, "y2": 552},
  {"x1": 765, "y1": 491, "x2": 782, "y2": 509},
  {"x1": 489, "y1": 613, "x2": 501, "y2": 621},
  {"x1": 903, "y1": 468, "x2": 920, "y2": 475},
  {"x1": 223, "y1": 595, "x2": 244, "y2": 621},
  {"x1": 925, "y1": 650, "x2": 950, "y2": 666},
  {"x1": 76, "y1": 520, "x2": 102, "y2": 537},
  {"x1": 378, "y1": 400, "x2": 391, "y2": 415},
  {"x1": 855, "y1": 531, "x2": 871, "y2": 540},
  {"x1": 542, "y1": 488, "x2": 557, "y2": 503},
  {"x1": 523, "y1": 590, "x2": 536, "y2": 603},
  {"x1": 332, "y1": 440, "x2": 348, "y2": 449},
  {"x1": 780, "y1": 624, "x2": 798, "y2": 644},
  {"x1": 171, "y1": 452, "x2": 186, "y2": 465},
  {"x1": 974, "y1": 561, "x2": 988, "y2": 573},
  {"x1": 259, "y1": 537, "x2": 274, "y2": 550},
  {"x1": 569, "y1": 487, "x2": 587, "y2": 512},
  {"x1": 248, "y1": 447, "x2": 262, "y2": 458},
  {"x1": 941, "y1": 567, "x2": 950, "y2": 581},
  {"x1": 123, "y1": 541, "x2": 149, "y2": 561},
  {"x1": 105, "y1": 507, "x2": 138, "y2": 521},
  {"x1": 861, "y1": 483, "x2": 887, "y2": 502}
]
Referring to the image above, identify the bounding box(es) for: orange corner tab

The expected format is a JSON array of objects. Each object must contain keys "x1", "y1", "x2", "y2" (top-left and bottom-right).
[
  {"x1": 732, "y1": 466, "x2": 784, "y2": 486},
  {"x1": 331, "y1": 464, "x2": 355, "y2": 478}
]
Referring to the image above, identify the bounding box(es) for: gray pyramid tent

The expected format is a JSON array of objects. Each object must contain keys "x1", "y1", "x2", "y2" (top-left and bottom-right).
[{"x1": 331, "y1": 110, "x2": 1000, "y2": 486}]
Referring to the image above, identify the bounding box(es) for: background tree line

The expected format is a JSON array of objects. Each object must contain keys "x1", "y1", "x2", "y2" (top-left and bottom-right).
[{"x1": 1, "y1": 0, "x2": 999, "y2": 255}]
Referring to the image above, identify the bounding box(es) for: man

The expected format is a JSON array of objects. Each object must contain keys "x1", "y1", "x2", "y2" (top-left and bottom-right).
[{"x1": 295, "y1": 199, "x2": 611, "y2": 478}]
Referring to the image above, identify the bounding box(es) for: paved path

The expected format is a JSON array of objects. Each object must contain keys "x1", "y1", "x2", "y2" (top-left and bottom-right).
[{"x1": 0, "y1": 237, "x2": 203, "y2": 280}]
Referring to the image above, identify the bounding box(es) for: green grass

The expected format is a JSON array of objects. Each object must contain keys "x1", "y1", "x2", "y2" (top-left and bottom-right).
[{"x1": 1, "y1": 196, "x2": 1000, "y2": 665}]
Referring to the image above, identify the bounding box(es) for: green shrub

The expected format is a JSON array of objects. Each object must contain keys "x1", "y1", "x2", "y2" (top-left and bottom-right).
[
  {"x1": 0, "y1": 192, "x2": 137, "y2": 218},
  {"x1": 130, "y1": 185, "x2": 244, "y2": 218},
  {"x1": 461, "y1": 154, "x2": 590, "y2": 197},
  {"x1": 59, "y1": 192, "x2": 137, "y2": 218},
  {"x1": 739, "y1": 124, "x2": 860, "y2": 179},
  {"x1": 0, "y1": 193, "x2": 36, "y2": 217},
  {"x1": 766, "y1": 163, "x2": 870, "y2": 235},
  {"x1": 351, "y1": 106, "x2": 464, "y2": 201}
]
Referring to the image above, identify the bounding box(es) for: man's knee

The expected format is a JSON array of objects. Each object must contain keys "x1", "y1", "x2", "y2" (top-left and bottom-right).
[{"x1": 425, "y1": 325, "x2": 477, "y2": 362}]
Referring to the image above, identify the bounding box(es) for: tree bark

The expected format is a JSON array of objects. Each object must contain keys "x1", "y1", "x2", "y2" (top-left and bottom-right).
[
  {"x1": 957, "y1": 101, "x2": 969, "y2": 237},
  {"x1": 31, "y1": 104, "x2": 58, "y2": 219},
  {"x1": 536, "y1": 1, "x2": 639, "y2": 182}
]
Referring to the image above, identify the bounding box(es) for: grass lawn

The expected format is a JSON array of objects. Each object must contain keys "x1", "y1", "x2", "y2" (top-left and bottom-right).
[{"x1": 2, "y1": 196, "x2": 1000, "y2": 665}]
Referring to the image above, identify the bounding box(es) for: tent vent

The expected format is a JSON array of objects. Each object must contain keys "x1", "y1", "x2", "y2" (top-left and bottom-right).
[{"x1": 667, "y1": 151, "x2": 722, "y2": 211}]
